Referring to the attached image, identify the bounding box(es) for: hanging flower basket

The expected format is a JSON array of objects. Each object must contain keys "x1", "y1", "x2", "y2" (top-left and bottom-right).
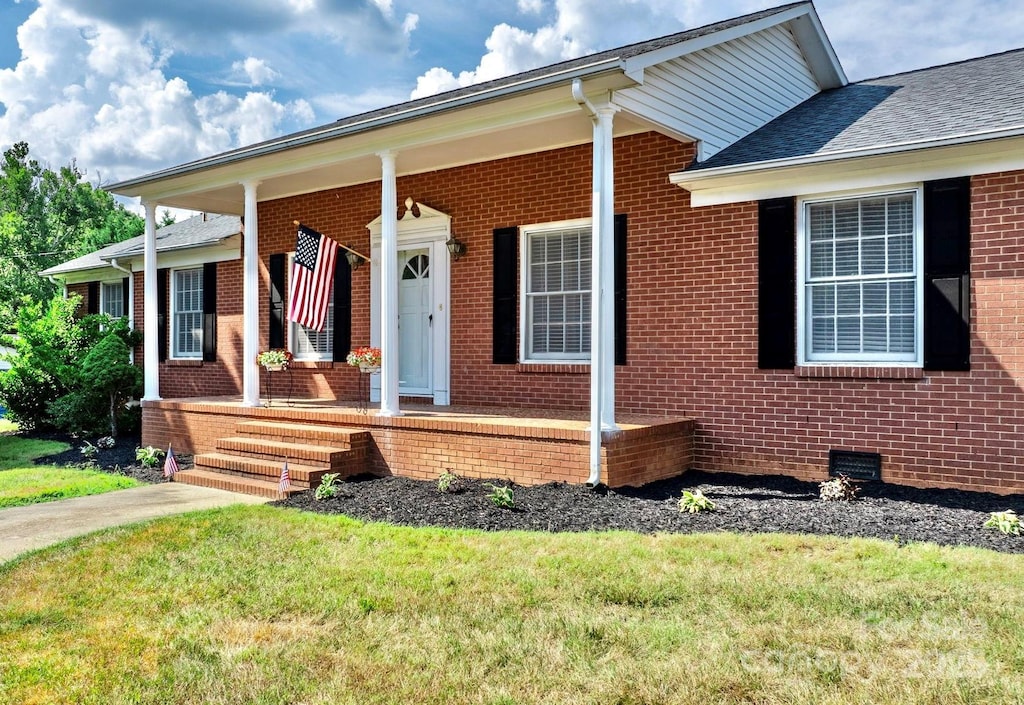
[
  {"x1": 257, "y1": 349, "x2": 293, "y2": 371},
  {"x1": 347, "y1": 346, "x2": 381, "y2": 373}
]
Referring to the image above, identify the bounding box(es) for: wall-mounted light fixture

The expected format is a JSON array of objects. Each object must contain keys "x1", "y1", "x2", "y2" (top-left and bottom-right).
[
  {"x1": 446, "y1": 237, "x2": 467, "y2": 261},
  {"x1": 345, "y1": 248, "x2": 365, "y2": 270}
]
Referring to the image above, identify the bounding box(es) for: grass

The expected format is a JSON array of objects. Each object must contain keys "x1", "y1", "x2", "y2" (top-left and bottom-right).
[
  {"x1": 0, "y1": 418, "x2": 18, "y2": 434},
  {"x1": 1, "y1": 505, "x2": 1022, "y2": 704},
  {"x1": 0, "y1": 433, "x2": 137, "y2": 508}
]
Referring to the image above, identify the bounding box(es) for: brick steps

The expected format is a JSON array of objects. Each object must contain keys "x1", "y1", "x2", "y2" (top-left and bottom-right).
[
  {"x1": 173, "y1": 468, "x2": 304, "y2": 499},
  {"x1": 175, "y1": 421, "x2": 372, "y2": 496}
]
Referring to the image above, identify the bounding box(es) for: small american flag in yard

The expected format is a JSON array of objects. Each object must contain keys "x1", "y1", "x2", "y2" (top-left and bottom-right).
[
  {"x1": 163, "y1": 445, "x2": 179, "y2": 478},
  {"x1": 288, "y1": 223, "x2": 338, "y2": 332},
  {"x1": 279, "y1": 460, "x2": 291, "y2": 494}
]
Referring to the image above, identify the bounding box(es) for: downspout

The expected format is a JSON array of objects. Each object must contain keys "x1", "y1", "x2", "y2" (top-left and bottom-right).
[
  {"x1": 109, "y1": 258, "x2": 135, "y2": 364},
  {"x1": 573, "y1": 78, "x2": 603, "y2": 487}
]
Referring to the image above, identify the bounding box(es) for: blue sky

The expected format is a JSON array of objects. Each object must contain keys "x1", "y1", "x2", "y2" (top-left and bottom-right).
[{"x1": 1, "y1": 0, "x2": 1022, "y2": 194}]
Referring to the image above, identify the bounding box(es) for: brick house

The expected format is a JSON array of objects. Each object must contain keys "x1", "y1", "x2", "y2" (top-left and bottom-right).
[{"x1": 91, "y1": 2, "x2": 1023, "y2": 495}]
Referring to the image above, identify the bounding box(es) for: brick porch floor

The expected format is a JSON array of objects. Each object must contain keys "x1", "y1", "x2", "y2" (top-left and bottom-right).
[{"x1": 142, "y1": 397, "x2": 695, "y2": 495}]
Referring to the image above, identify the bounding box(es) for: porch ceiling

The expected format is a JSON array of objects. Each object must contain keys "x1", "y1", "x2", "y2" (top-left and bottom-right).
[{"x1": 118, "y1": 76, "x2": 659, "y2": 215}]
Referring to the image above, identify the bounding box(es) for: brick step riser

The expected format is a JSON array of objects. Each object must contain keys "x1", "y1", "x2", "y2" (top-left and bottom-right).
[
  {"x1": 194, "y1": 455, "x2": 325, "y2": 485},
  {"x1": 215, "y1": 440, "x2": 353, "y2": 466},
  {"x1": 202, "y1": 449, "x2": 367, "y2": 478},
  {"x1": 173, "y1": 471, "x2": 303, "y2": 499},
  {"x1": 237, "y1": 432, "x2": 358, "y2": 450},
  {"x1": 191, "y1": 462, "x2": 322, "y2": 489}
]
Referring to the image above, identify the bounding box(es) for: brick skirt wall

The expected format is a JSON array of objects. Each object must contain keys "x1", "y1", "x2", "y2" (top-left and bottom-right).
[{"x1": 142, "y1": 400, "x2": 694, "y2": 488}]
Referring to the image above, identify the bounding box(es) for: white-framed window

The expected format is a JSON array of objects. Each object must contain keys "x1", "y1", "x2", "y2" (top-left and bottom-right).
[
  {"x1": 289, "y1": 255, "x2": 334, "y2": 361},
  {"x1": 797, "y1": 187, "x2": 923, "y2": 365},
  {"x1": 520, "y1": 219, "x2": 592, "y2": 362},
  {"x1": 101, "y1": 281, "x2": 124, "y2": 318},
  {"x1": 172, "y1": 267, "x2": 203, "y2": 359}
]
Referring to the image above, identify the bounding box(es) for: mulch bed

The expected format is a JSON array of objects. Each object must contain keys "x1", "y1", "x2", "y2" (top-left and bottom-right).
[
  {"x1": 17, "y1": 428, "x2": 1023, "y2": 554},
  {"x1": 275, "y1": 471, "x2": 1024, "y2": 554},
  {"x1": 30, "y1": 431, "x2": 192, "y2": 485}
]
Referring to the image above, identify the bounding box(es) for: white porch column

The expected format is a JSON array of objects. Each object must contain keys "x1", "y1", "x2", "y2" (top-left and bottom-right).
[
  {"x1": 142, "y1": 201, "x2": 160, "y2": 401},
  {"x1": 241, "y1": 180, "x2": 261, "y2": 407},
  {"x1": 588, "y1": 103, "x2": 618, "y2": 485},
  {"x1": 378, "y1": 151, "x2": 401, "y2": 416},
  {"x1": 597, "y1": 105, "x2": 618, "y2": 430}
]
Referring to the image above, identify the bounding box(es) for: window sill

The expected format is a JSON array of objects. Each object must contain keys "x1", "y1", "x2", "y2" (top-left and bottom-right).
[
  {"x1": 795, "y1": 365, "x2": 923, "y2": 380},
  {"x1": 516, "y1": 362, "x2": 589, "y2": 374},
  {"x1": 165, "y1": 358, "x2": 203, "y2": 367}
]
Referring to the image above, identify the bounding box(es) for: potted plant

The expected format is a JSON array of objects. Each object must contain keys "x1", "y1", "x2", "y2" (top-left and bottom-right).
[
  {"x1": 257, "y1": 349, "x2": 293, "y2": 372},
  {"x1": 346, "y1": 346, "x2": 382, "y2": 373}
]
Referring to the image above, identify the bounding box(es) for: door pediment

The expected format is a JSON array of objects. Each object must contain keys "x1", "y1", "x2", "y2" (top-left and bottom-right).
[{"x1": 368, "y1": 198, "x2": 451, "y2": 244}]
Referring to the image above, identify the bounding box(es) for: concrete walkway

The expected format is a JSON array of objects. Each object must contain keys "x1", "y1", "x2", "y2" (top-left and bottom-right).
[{"x1": 0, "y1": 483, "x2": 269, "y2": 563}]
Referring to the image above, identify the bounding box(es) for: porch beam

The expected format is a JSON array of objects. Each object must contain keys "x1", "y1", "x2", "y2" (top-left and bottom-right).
[
  {"x1": 241, "y1": 180, "x2": 261, "y2": 407},
  {"x1": 378, "y1": 151, "x2": 401, "y2": 416},
  {"x1": 142, "y1": 201, "x2": 160, "y2": 401}
]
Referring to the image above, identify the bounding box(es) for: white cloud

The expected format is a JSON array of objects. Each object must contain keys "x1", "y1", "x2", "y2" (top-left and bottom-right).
[
  {"x1": 0, "y1": 1, "x2": 319, "y2": 182},
  {"x1": 517, "y1": 0, "x2": 546, "y2": 14},
  {"x1": 232, "y1": 57, "x2": 280, "y2": 86}
]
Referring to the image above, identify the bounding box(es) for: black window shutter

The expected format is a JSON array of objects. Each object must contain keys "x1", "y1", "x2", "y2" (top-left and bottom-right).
[
  {"x1": 268, "y1": 254, "x2": 286, "y2": 350},
  {"x1": 614, "y1": 213, "x2": 627, "y2": 365},
  {"x1": 923, "y1": 177, "x2": 971, "y2": 371},
  {"x1": 758, "y1": 197, "x2": 796, "y2": 369},
  {"x1": 121, "y1": 277, "x2": 129, "y2": 318},
  {"x1": 332, "y1": 257, "x2": 351, "y2": 361},
  {"x1": 202, "y1": 263, "x2": 217, "y2": 362},
  {"x1": 157, "y1": 268, "x2": 168, "y2": 362},
  {"x1": 492, "y1": 226, "x2": 519, "y2": 364},
  {"x1": 87, "y1": 281, "x2": 99, "y2": 315}
]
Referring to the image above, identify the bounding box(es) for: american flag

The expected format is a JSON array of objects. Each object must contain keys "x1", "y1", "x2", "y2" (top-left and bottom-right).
[
  {"x1": 163, "y1": 445, "x2": 179, "y2": 479},
  {"x1": 288, "y1": 224, "x2": 338, "y2": 332},
  {"x1": 279, "y1": 460, "x2": 291, "y2": 494}
]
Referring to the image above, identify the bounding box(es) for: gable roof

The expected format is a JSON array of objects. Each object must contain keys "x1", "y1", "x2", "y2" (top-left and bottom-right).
[
  {"x1": 106, "y1": 2, "x2": 842, "y2": 205},
  {"x1": 688, "y1": 47, "x2": 1024, "y2": 172},
  {"x1": 41, "y1": 214, "x2": 240, "y2": 277}
]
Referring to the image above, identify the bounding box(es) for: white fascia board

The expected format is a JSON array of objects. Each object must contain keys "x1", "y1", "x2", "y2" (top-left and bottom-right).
[
  {"x1": 48, "y1": 268, "x2": 123, "y2": 286},
  {"x1": 115, "y1": 241, "x2": 241, "y2": 271},
  {"x1": 622, "y1": 4, "x2": 819, "y2": 83},
  {"x1": 674, "y1": 133, "x2": 1024, "y2": 206},
  {"x1": 109, "y1": 59, "x2": 625, "y2": 197},
  {"x1": 787, "y1": 9, "x2": 846, "y2": 88}
]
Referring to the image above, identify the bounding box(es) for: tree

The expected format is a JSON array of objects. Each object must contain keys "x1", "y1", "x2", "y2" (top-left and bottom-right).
[
  {"x1": 159, "y1": 209, "x2": 176, "y2": 227},
  {"x1": 74, "y1": 333, "x2": 142, "y2": 437},
  {"x1": 0, "y1": 142, "x2": 143, "y2": 331}
]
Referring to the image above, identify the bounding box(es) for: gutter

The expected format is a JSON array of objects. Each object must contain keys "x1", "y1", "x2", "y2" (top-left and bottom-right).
[
  {"x1": 107, "y1": 58, "x2": 626, "y2": 193},
  {"x1": 673, "y1": 124, "x2": 1024, "y2": 185}
]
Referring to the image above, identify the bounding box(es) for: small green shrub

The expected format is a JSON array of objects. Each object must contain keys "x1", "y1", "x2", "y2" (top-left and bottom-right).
[
  {"x1": 485, "y1": 483, "x2": 514, "y2": 509},
  {"x1": 80, "y1": 441, "x2": 98, "y2": 459},
  {"x1": 96, "y1": 436, "x2": 115, "y2": 449},
  {"x1": 314, "y1": 473, "x2": 341, "y2": 500},
  {"x1": 437, "y1": 470, "x2": 460, "y2": 494},
  {"x1": 135, "y1": 446, "x2": 163, "y2": 468},
  {"x1": 819, "y1": 475, "x2": 859, "y2": 502},
  {"x1": 984, "y1": 510, "x2": 1021, "y2": 535},
  {"x1": 678, "y1": 489, "x2": 715, "y2": 513}
]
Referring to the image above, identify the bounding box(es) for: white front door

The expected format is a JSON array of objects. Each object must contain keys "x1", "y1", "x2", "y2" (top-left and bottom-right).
[{"x1": 398, "y1": 248, "x2": 432, "y2": 394}]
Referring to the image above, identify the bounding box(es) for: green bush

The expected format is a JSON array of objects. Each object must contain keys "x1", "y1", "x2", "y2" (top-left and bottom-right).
[{"x1": 0, "y1": 295, "x2": 141, "y2": 434}]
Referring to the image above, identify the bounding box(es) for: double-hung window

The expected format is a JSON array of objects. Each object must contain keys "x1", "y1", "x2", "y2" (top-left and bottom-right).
[
  {"x1": 172, "y1": 267, "x2": 203, "y2": 358},
  {"x1": 289, "y1": 256, "x2": 334, "y2": 361},
  {"x1": 521, "y1": 220, "x2": 591, "y2": 361},
  {"x1": 101, "y1": 281, "x2": 124, "y2": 318},
  {"x1": 799, "y1": 189, "x2": 922, "y2": 365}
]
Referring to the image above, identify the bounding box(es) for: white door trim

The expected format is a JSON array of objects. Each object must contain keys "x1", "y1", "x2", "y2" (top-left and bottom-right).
[{"x1": 368, "y1": 200, "x2": 451, "y2": 405}]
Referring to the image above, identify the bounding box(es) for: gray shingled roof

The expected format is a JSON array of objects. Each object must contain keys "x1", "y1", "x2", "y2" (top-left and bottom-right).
[
  {"x1": 690, "y1": 48, "x2": 1024, "y2": 171},
  {"x1": 108, "y1": 3, "x2": 806, "y2": 189},
  {"x1": 41, "y1": 214, "x2": 240, "y2": 276}
]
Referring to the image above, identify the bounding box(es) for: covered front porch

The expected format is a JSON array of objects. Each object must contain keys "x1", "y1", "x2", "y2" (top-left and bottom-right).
[{"x1": 143, "y1": 397, "x2": 694, "y2": 496}]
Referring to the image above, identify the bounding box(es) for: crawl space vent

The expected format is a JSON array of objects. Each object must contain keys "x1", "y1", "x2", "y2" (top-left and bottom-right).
[{"x1": 828, "y1": 450, "x2": 881, "y2": 481}]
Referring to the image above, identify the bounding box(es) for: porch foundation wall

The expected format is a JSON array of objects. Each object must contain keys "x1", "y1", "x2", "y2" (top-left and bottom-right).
[{"x1": 142, "y1": 401, "x2": 693, "y2": 488}]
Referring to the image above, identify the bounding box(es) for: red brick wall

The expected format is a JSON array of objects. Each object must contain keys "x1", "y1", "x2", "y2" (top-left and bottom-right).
[
  {"x1": 66, "y1": 282, "x2": 91, "y2": 316},
  {"x1": 138, "y1": 132, "x2": 1024, "y2": 494}
]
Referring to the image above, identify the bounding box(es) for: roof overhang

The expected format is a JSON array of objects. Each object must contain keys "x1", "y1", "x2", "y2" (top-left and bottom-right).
[
  {"x1": 44, "y1": 235, "x2": 241, "y2": 283},
  {"x1": 671, "y1": 129, "x2": 1024, "y2": 205},
  {"x1": 108, "y1": 66, "x2": 642, "y2": 214}
]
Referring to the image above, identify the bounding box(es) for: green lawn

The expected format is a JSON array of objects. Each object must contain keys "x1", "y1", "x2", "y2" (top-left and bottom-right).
[
  {"x1": 0, "y1": 434, "x2": 137, "y2": 508},
  {"x1": 0, "y1": 418, "x2": 18, "y2": 434},
  {"x1": 1, "y1": 505, "x2": 1021, "y2": 704}
]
